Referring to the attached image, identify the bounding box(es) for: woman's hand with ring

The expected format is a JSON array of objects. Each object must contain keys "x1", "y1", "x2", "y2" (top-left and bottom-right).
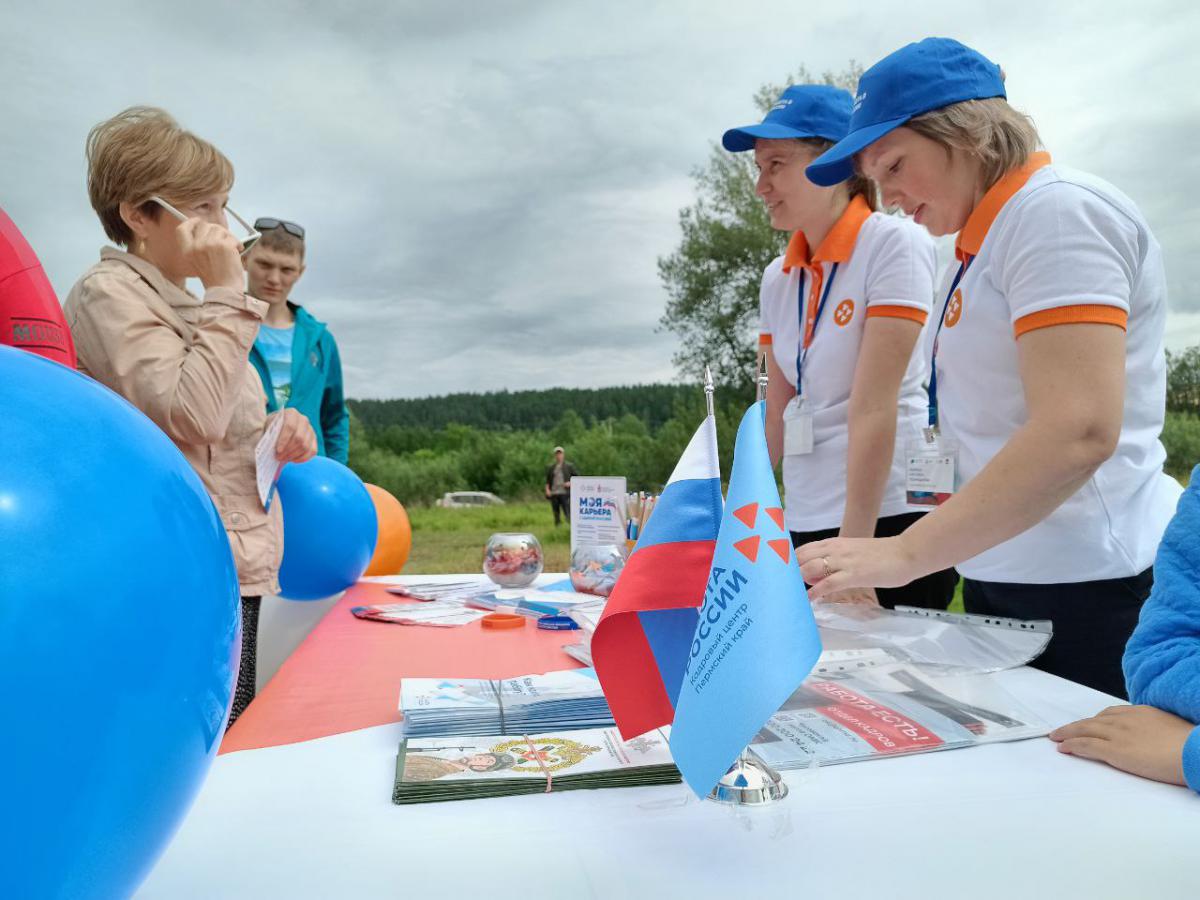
[{"x1": 795, "y1": 535, "x2": 921, "y2": 600}]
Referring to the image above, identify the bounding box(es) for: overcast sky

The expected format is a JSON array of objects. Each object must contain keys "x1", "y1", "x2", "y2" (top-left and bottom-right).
[{"x1": 4, "y1": 0, "x2": 1197, "y2": 398}]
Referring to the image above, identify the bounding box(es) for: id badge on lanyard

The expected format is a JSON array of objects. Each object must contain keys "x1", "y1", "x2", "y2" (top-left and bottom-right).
[
  {"x1": 783, "y1": 396, "x2": 814, "y2": 456},
  {"x1": 784, "y1": 262, "x2": 838, "y2": 458},
  {"x1": 908, "y1": 255, "x2": 971, "y2": 505},
  {"x1": 906, "y1": 429, "x2": 958, "y2": 506}
]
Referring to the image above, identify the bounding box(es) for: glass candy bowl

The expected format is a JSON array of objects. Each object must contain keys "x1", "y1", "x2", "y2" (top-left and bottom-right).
[
  {"x1": 483, "y1": 532, "x2": 544, "y2": 588},
  {"x1": 569, "y1": 543, "x2": 626, "y2": 597}
]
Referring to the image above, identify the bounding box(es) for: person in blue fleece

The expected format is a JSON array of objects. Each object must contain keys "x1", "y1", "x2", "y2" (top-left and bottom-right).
[
  {"x1": 1050, "y1": 465, "x2": 1200, "y2": 791},
  {"x1": 244, "y1": 219, "x2": 349, "y2": 464}
]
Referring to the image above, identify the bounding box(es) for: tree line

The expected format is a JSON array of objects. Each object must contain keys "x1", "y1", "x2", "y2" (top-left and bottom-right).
[
  {"x1": 349, "y1": 383, "x2": 707, "y2": 434},
  {"x1": 346, "y1": 385, "x2": 749, "y2": 508},
  {"x1": 347, "y1": 362, "x2": 1200, "y2": 507}
]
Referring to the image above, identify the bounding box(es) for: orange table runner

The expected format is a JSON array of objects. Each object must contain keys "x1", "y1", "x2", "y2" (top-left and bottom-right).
[{"x1": 219, "y1": 582, "x2": 583, "y2": 754}]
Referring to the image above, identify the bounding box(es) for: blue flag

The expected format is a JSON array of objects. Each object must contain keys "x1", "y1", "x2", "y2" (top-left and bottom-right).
[{"x1": 669, "y1": 401, "x2": 823, "y2": 796}]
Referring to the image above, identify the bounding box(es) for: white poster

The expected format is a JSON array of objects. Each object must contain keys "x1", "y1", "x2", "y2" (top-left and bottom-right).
[{"x1": 570, "y1": 476, "x2": 628, "y2": 552}]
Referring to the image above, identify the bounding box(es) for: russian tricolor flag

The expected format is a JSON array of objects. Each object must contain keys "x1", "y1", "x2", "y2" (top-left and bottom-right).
[{"x1": 592, "y1": 415, "x2": 723, "y2": 740}]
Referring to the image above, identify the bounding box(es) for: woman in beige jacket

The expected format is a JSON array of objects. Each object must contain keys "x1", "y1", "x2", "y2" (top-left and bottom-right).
[{"x1": 64, "y1": 107, "x2": 317, "y2": 725}]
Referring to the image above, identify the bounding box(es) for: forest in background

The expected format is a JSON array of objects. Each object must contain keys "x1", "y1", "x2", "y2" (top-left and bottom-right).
[{"x1": 347, "y1": 349, "x2": 1200, "y2": 507}]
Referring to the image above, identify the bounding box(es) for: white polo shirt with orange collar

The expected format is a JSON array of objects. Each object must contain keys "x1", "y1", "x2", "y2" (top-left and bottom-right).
[
  {"x1": 759, "y1": 195, "x2": 936, "y2": 532},
  {"x1": 932, "y1": 152, "x2": 1182, "y2": 583}
]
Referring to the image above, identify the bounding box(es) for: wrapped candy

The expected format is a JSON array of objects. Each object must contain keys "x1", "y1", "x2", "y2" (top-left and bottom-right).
[{"x1": 569, "y1": 544, "x2": 626, "y2": 597}]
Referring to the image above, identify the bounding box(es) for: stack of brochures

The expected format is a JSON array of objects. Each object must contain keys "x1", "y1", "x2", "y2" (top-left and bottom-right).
[
  {"x1": 399, "y1": 668, "x2": 615, "y2": 738},
  {"x1": 393, "y1": 727, "x2": 679, "y2": 804},
  {"x1": 749, "y1": 661, "x2": 1050, "y2": 769}
]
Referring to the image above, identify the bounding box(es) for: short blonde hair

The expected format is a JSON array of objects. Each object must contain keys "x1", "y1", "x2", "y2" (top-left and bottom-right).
[
  {"x1": 86, "y1": 106, "x2": 234, "y2": 246},
  {"x1": 796, "y1": 138, "x2": 878, "y2": 210},
  {"x1": 904, "y1": 97, "x2": 1040, "y2": 190}
]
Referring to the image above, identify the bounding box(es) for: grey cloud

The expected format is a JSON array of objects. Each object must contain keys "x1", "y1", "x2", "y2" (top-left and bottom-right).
[{"x1": 3, "y1": 0, "x2": 1197, "y2": 400}]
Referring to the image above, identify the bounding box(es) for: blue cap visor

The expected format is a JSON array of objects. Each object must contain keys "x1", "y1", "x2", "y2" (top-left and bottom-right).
[
  {"x1": 722, "y1": 122, "x2": 829, "y2": 153},
  {"x1": 804, "y1": 114, "x2": 913, "y2": 186}
]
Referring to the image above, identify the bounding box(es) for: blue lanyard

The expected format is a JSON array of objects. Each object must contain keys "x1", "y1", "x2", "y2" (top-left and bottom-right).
[
  {"x1": 927, "y1": 256, "x2": 973, "y2": 429},
  {"x1": 794, "y1": 261, "x2": 840, "y2": 400}
]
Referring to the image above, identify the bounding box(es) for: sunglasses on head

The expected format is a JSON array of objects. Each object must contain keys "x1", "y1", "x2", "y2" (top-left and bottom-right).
[{"x1": 253, "y1": 218, "x2": 305, "y2": 240}]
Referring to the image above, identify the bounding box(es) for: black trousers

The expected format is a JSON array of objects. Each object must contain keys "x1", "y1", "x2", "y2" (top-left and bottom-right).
[
  {"x1": 790, "y1": 511, "x2": 957, "y2": 610},
  {"x1": 963, "y1": 568, "x2": 1153, "y2": 699},
  {"x1": 228, "y1": 595, "x2": 261, "y2": 728},
  {"x1": 549, "y1": 492, "x2": 570, "y2": 526}
]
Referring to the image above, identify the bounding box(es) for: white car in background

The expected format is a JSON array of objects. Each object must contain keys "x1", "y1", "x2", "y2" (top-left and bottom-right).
[{"x1": 436, "y1": 491, "x2": 505, "y2": 508}]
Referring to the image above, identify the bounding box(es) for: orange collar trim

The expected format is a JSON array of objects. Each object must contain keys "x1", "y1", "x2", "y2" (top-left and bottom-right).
[
  {"x1": 956, "y1": 151, "x2": 1052, "y2": 260},
  {"x1": 782, "y1": 194, "x2": 873, "y2": 273}
]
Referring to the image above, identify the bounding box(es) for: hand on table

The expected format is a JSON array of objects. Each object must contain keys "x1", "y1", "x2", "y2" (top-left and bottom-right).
[
  {"x1": 795, "y1": 536, "x2": 918, "y2": 601},
  {"x1": 1049, "y1": 705, "x2": 1193, "y2": 786},
  {"x1": 270, "y1": 408, "x2": 318, "y2": 464}
]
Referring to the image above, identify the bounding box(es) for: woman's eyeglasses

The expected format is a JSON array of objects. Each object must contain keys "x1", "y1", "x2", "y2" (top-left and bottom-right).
[
  {"x1": 149, "y1": 195, "x2": 261, "y2": 256},
  {"x1": 253, "y1": 218, "x2": 305, "y2": 240}
]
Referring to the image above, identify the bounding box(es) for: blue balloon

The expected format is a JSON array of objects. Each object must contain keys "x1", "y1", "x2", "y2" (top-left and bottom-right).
[
  {"x1": 277, "y1": 456, "x2": 378, "y2": 600},
  {"x1": 0, "y1": 346, "x2": 240, "y2": 899}
]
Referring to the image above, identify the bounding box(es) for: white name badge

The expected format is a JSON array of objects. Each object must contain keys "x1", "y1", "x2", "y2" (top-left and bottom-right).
[
  {"x1": 906, "y1": 430, "x2": 957, "y2": 506},
  {"x1": 783, "y1": 397, "x2": 814, "y2": 456}
]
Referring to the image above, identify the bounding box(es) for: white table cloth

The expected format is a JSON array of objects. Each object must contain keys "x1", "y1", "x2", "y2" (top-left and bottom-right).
[{"x1": 139, "y1": 577, "x2": 1200, "y2": 899}]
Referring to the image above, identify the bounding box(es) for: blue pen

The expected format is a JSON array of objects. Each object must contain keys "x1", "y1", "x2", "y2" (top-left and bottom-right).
[{"x1": 518, "y1": 599, "x2": 560, "y2": 617}]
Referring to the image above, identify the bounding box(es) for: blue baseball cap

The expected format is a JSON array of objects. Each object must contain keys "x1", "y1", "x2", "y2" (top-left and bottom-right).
[
  {"x1": 806, "y1": 38, "x2": 1005, "y2": 186},
  {"x1": 721, "y1": 84, "x2": 852, "y2": 153}
]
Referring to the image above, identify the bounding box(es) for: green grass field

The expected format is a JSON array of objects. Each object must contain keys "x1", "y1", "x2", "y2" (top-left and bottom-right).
[
  {"x1": 403, "y1": 500, "x2": 966, "y2": 612},
  {"x1": 405, "y1": 500, "x2": 574, "y2": 576}
]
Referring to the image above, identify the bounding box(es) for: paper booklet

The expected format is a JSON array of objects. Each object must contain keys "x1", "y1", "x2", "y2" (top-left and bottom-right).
[
  {"x1": 562, "y1": 641, "x2": 592, "y2": 667},
  {"x1": 393, "y1": 727, "x2": 679, "y2": 804},
  {"x1": 350, "y1": 600, "x2": 487, "y2": 628},
  {"x1": 749, "y1": 661, "x2": 1050, "y2": 770},
  {"x1": 399, "y1": 668, "x2": 615, "y2": 738}
]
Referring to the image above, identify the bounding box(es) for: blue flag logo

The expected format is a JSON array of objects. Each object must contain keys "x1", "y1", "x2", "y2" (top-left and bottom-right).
[{"x1": 669, "y1": 401, "x2": 823, "y2": 796}]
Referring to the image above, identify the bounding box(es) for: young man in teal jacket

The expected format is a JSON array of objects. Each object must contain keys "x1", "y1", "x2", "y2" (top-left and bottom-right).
[{"x1": 244, "y1": 220, "x2": 349, "y2": 463}]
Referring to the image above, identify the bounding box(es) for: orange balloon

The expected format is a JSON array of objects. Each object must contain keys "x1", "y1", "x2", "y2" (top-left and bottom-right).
[{"x1": 363, "y1": 483, "x2": 412, "y2": 576}]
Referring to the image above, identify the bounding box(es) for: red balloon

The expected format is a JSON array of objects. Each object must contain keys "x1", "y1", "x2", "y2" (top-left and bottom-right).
[{"x1": 0, "y1": 206, "x2": 76, "y2": 367}]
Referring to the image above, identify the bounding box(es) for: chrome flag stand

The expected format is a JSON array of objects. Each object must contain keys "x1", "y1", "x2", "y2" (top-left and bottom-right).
[{"x1": 708, "y1": 750, "x2": 789, "y2": 805}]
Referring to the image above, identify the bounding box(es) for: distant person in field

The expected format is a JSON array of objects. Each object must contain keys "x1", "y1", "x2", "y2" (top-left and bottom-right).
[
  {"x1": 245, "y1": 219, "x2": 349, "y2": 464},
  {"x1": 545, "y1": 446, "x2": 578, "y2": 526}
]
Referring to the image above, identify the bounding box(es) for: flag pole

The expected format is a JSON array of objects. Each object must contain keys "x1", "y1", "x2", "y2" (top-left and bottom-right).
[
  {"x1": 703, "y1": 365, "x2": 715, "y2": 418},
  {"x1": 706, "y1": 349, "x2": 791, "y2": 807}
]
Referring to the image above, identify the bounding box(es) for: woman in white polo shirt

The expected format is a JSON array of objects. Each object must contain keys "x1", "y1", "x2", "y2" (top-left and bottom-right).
[
  {"x1": 797, "y1": 38, "x2": 1182, "y2": 697},
  {"x1": 723, "y1": 84, "x2": 957, "y2": 610}
]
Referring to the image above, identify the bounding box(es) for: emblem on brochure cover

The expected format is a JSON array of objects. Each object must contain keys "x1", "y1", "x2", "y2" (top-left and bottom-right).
[
  {"x1": 625, "y1": 735, "x2": 662, "y2": 754},
  {"x1": 491, "y1": 737, "x2": 602, "y2": 772}
]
